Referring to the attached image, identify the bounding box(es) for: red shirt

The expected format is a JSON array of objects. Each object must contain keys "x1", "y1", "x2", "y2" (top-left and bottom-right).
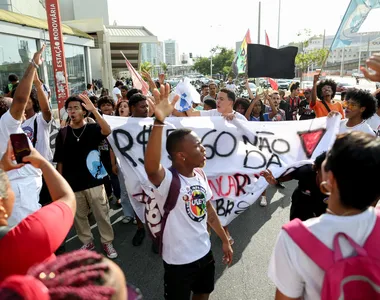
[{"x1": 0, "y1": 202, "x2": 73, "y2": 281}]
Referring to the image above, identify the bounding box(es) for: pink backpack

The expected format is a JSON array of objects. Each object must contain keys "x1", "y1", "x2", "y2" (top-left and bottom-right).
[{"x1": 282, "y1": 211, "x2": 380, "y2": 300}]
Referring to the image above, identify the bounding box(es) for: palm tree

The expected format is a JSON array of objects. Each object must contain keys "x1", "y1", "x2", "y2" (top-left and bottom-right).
[{"x1": 140, "y1": 61, "x2": 153, "y2": 73}]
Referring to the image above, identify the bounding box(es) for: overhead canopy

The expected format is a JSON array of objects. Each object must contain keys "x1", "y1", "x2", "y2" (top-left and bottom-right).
[{"x1": 0, "y1": 9, "x2": 93, "y2": 39}]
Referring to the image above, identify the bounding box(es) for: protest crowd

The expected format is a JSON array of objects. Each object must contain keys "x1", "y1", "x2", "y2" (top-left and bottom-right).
[{"x1": 1, "y1": 31, "x2": 380, "y2": 300}]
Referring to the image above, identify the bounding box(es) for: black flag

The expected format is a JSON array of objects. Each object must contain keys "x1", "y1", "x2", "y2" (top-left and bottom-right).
[{"x1": 247, "y1": 44, "x2": 298, "y2": 79}]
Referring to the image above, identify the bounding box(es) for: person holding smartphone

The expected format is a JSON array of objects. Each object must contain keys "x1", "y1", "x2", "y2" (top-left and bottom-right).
[
  {"x1": 0, "y1": 46, "x2": 46, "y2": 226},
  {"x1": 0, "y1": 140, "x2": 76, "y2": 281}
]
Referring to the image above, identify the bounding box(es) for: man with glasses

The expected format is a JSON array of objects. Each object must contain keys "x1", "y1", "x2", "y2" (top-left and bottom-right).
[
  {"x1": 53, "y1": 94, "x2": 118, "y2": 259},
  {"x1": 299, "y1": 88, "x2": 316, "y2": 120}
]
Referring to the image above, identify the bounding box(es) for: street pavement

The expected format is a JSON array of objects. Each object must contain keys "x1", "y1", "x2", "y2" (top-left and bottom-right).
[{"x1": 66, "y1": 181, "x2": 296, "y2": 300}]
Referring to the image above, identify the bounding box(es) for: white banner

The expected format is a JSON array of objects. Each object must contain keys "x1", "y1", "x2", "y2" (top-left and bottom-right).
[{"x1": 105, "y1": 116, "x2": 340, "y2": 226}]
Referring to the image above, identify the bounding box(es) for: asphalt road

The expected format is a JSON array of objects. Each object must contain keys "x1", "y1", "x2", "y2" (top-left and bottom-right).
[{"x1": 66, "y1": 181, "x2": 296, "y2": 300}]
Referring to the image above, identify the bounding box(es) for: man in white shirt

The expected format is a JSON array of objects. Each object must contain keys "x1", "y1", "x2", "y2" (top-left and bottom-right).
[
  {"x1": 21, "y1": 74, "x2": 53, "y2": 161},
  {"x1": 338, "y1": 88, "x2": 377, "y2": 136},
  {"x1": 0, "y1": 46, "x2": 45, "y2": 226},
  {"x1": 144, "y1": 83, "x2": 233, "y2": 300},
  {"x1": 366, "y1": 91, "x2": 380, "y2": 137},
  {"x1": 174, "y1": 88, "x2": 247, "y2": 121},
  {"x1": 112, "y1": 80, "x2": 123, "y2": 104},
  {"x1": 225, "y1": 77, "x2": 236, "y2": 91}
]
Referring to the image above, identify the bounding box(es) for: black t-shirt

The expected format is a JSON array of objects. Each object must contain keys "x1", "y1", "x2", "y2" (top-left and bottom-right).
[
  {"x1": 53, "y1": 123, "x2": 108, "y2": 192},
  {"x1": 288, "y1": 164, "x2": 327, "y2": 221},
  {"x1": 299, "y1": 100, "x2": 316, "y2": 120},
  {"x1": 279, "y1": 100, "x2": 292, "y2": 120}
]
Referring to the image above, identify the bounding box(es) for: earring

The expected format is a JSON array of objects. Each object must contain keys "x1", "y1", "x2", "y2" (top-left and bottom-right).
[
  {"x1": 320, "y1": 181, "x2": 331, "y2": 196},
  {"x1": 0, "y1": 206, "x2": 8, "y2": 219},
  {"x1": 183, "y1": 158, "x2": 186, "y2": 161}
]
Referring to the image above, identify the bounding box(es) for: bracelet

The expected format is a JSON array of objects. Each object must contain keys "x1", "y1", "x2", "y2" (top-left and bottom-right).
[
  {"x1": 153, "y1": 124, "x2": 165, "y2": 127},
  {"x1": 154, "y1": 118, "x2": 165, "y2": 125},
  {"x1": 30, "y1": 59, "x2": 39, "y2": 69}
]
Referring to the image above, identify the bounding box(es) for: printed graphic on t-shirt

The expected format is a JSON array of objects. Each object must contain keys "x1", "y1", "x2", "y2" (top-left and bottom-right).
[
  {"x1": 86, "y1": 150, "x2": 107, "y2": 179},
  {"x1": 22, "y1": 125, "x2": 34, "y2": 143},
  {"x1": 183, "y1": 185, "x2": 207, "y2": 222}
]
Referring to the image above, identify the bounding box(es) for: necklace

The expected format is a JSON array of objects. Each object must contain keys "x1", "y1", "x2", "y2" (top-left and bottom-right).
[
  {"x1": 326, "y1": 208, "x2": 360, "y2": 216},
  {"x1": 71, "y1": 124, "x2": 87, "y2": 142}
]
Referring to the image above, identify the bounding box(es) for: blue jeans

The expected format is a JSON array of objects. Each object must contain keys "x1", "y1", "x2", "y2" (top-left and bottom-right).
[{"x1": 117, "y1": 168, "x2": 135, "y2": 218}]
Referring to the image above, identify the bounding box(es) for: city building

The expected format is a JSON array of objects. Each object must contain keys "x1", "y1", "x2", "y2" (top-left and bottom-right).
[
  {"x1": 164, "y1": 39, "x2": 179, "y2": 66},
  {"x1": 141, "y1": 42, "x2": 164, "y2": 65},
  {"x1": 305, "y1": 32, "x2": 380, "y2": 74},
  {"x1": 0, "y1": 0, "x2": 94, "y2": 108},
  {"x1": 60, "y1": 0, "x2": 157, "y2": 90}
]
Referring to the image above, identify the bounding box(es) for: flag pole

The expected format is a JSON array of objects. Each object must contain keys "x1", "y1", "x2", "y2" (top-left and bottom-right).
[
  {"x1": 319, "y1": 0, "x2": 353, "y2": 74},
  {"x1": 277, "y1": 0, "x2": 281, "y2": 48}
]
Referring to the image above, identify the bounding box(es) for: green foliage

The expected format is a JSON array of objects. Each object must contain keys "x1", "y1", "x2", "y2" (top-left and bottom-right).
[
  {"x1": 192, "y1": 46, "x2": 235, "y2": 76},
  {"x1": 140, "y1": 61, "x2": 153, "y2": 73},
  {"x1": 160, "y1": 62, "x2": 168, "y2": 73},
  {"x1": 295, "y1": 48, "x2": 329, "y2": 73}
]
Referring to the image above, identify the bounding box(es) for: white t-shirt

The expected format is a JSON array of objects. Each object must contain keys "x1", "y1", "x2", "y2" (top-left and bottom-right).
[
  {"x1": 225, "y1": 83, "x2": 236, "y2": 90},
  {"x1": 112, "y1": 87, "x2": 121, "y2": 103},
  {"x1": 268, "y1": 208, "x2": 377, "y2": 300},
  {"x1": 22, "y1": 113, "x2": 53, "y2": 162},
  {"x1": 366, "y1": 113, "x2": 380, "y2": 137},
  {"x1": 0, "y1": 111, "x2": 42, "y2": 226},
  {"x1": 200, "y1": 109, "x2": 247, "y2": 120},
  {"x1": 339, "y1": 119, "x2": 375, "y2": 136},
  {"x1": 150, "y1": 168, "x2": 212, "y2": 265}
]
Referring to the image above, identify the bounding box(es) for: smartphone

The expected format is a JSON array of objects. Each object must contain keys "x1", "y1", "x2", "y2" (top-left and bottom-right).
[{"x1": 10, "y1": 133, "x2": 31, "y2": 164}]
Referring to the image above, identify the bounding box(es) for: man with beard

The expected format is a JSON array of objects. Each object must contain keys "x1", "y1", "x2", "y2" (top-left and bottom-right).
[
  {"x1": 299, "y1": 88, "x2": 316, "y2": 120},
  {"x1": 310, "y1": 74, "x2": 344, "y2": 118}
]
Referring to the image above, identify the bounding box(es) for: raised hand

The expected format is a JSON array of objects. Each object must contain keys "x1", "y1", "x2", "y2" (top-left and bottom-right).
[
  {"x1": 79, "y1": 94, "x2": 96, "y2": 112},
  {"x1": 32, "y1": 44, "x2": 46, "y2": 66},
  {"x1": 152, "y1": 83, "x2": 179, "y2": 122},
  {"x1": 141, "y1": 70, "x2": 156, "y2": 91},
  {"x1": 159, "y1": 73, "x2": 165, "y2": 85},
  {"x1": 1, "y1": 141, "x2": 25, "y2": 172},
  {"x1": 361, "y1": 54, "x2": 380, "y2": 82},
  {"x1": 313, "y1": 73, "x2": 320, "y2": 84}
]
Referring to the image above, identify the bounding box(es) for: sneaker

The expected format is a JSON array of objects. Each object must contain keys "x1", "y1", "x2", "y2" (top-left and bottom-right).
[
  {"x1": 260, "y1": 196, "x2": 267, "y2": 207},
  {"x1": 132, "y1": 228, "x2": 146, "y2": 246},
  {"x1": 122, "y1": 216, "x2": 133, "y2": 224},
  {"x1": 80, "y1": 242, "x2": 95, "y2": 251},
  {"x1": 103, "y1": 243, "x2": 118, "y2": 259}
]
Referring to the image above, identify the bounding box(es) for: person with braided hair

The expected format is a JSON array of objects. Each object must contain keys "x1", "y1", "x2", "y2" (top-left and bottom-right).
[{"x1": 0, "y1": 250, "x2": 139, "y2": 300}]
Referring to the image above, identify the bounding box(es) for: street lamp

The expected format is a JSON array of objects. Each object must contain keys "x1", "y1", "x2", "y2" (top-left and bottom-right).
[{"x1": 210, "y1": 47, "x2": 217, "y2": 78}]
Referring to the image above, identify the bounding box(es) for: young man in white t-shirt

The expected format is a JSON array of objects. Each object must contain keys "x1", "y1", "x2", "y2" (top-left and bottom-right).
[
  {"x1": 21, "y1": 74, "x2": 53, "y2": 161},
  {"x1": 338, "y1": 88, "x2": 376, "y2": 136},
  {"x1": 174, "y1": 88, "x2": 246, "y2": 121},
  {"x1": 268, "y1": 132, "x2": 380, "y2": 300},
  {"x1": 0, "y1": 46, "x2": 45, "y2": 226},
  {"x1": 112, "y1": 80, "x2": 123, "y2": 104},
  {"x1": 366, "y1": 90, "x2": 380, "y2": 137},
  {"x1": 145, "y1": 83, "x2": 233, "y2": 300}
]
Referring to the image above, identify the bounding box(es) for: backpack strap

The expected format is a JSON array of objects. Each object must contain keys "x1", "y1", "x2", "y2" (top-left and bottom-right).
[
  {"x1": 32, "y1": 117, "x2": 38, "y2": 148},
  {"x1": 363, "y1": 209, "x2": 380, "y2": 258},
  {"x1": 321, "y1": 99, "x2": 331, "y2": 113},
  {"x1": 159, "y1": 166, "x2": 181, "y2": 256},
  {"x1": 60, "y1": 126, "x2": 68, "y2": 146},
  {"x1": 282, "y1": 218, "x2": 334, "y2": 271}
]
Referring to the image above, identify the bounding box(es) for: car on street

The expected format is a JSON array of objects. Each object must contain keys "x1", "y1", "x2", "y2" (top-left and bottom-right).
[{"x1": 277, "y1": 79, "x2": 290, "y2": 90}]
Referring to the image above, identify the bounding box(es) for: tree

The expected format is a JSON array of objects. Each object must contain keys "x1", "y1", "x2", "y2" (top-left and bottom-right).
[
  {"x1": 140, "y1": 61, "x2": 153, "y2": 73},
  {"x1": 160, "y1": 62, "x2": 168, "y2": 73},
  {"x1": 295, "y1": 48, "x2": 329, "y2": 80},
  {"x1": 192, "y1": 57, "x2": 210, "y2": 75},
  {"x1": 192, "y1": 46, "x2": 235, "y2": 78}
]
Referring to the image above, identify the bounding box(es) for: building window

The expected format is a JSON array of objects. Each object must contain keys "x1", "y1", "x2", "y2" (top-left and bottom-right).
[
  {"x1": 0, "y1": 33, "x2": 37, "y2": 95},
  {"x1": 45, "y1": 43, "x2": 86, "y2": 108}
]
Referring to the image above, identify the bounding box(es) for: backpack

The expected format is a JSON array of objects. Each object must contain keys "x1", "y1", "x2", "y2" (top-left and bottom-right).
[
  {"x1": 282, "y1": 212, "x2": 380, "y2": 300},
  {"x1": 145, "y1": 167, "x2": 206, "y2": 256}
]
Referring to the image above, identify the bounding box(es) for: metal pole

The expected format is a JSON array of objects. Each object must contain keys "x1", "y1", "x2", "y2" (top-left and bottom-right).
[
  {"x1": 322, "y1": 29, "x2": 326, "y2": 49},
  {"x1": 340, "y1": 48, "x2": 345, "y2": 77},
  {"x1": 258, "y1": 1, "x2": 261, "y2": 44},
  {"x1": 277, "y1": 0, "x2": 281, "y2": 48},
  {"x1": 358, "y1": 34, "x2": 362, "y2": 70},
  {"x1": 210, "y1": 55, "x2": 213, "y2": 77}
]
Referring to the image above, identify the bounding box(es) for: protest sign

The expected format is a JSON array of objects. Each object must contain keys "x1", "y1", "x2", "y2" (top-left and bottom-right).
[{"x1": 105, "y1": 116, "x2": 340, "y2": 226}]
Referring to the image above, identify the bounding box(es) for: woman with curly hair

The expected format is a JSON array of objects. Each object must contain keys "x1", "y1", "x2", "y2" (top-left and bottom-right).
[{"x1": 310, "y1": 74, "x2": 344, "y2": 118}]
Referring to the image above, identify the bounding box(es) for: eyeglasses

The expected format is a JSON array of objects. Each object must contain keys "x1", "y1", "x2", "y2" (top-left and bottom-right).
[{"x1": 343, "y1": 101, "x2": 360, "y2": 109}]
